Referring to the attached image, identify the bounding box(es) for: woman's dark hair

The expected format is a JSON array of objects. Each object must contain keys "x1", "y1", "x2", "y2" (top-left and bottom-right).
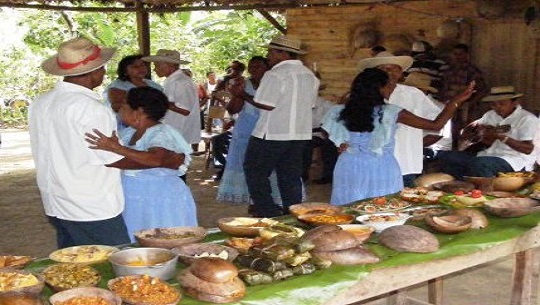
[
  {"x1": 126, "y1": 87, "x2": 169, "y2": 121},
  {"x1": 249, "y1": 55, "x2": 270, "y2": 68},
  {"x1": 339, "y1": 68, "x2": 389, "y2": 132},
  {"x1": 117, "y1": 55, "x2": 144, "y2": 81}
]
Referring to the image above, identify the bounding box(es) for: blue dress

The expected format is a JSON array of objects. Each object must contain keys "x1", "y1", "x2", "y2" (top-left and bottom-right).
[
  {"x1": 216, "y1": 80, "x2": 282, "y2": 205},
  {"x1": 120, "y1": 124, "x2": 198, "y2": 242},
  {"x1": 322, "y1": 104, "x2": 403, "y2": 205}
]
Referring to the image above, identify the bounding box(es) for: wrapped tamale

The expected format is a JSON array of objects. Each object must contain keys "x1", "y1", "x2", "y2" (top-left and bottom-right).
[
  {"x1": 249, "y1": 244, "x2": 295, "y2": 261},
  {"x1": 283, "y1": 251, "x2": 312, "y2": 266},
  {"x1": 238, "y1": 269, "x2": 274, "y2": 286},
  {"x1": 237, "y1": 255, "x2": 287, "y2": 273},
  {"x1": 292, "y1": 263, "x2": 316, "y2": 275},
  {"x1": 271, "y1": 268, "x2": 294, "y2": 281},
  {"x1": 308, "y1": 256, "x2": 333, "y2": 269}
]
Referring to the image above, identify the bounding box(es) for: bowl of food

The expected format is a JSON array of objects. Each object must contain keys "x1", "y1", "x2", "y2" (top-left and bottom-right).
[
  {"x1": 217, "y1": 217, "x2": 278, "y2": 237},
  {"x1": 49, "y1": 245, "x2": 118, "y2": 265},
  {"x1": 108, "y1": 274, "x2": 181, "y2": 305},
  {"x1": 484, "y1": 198, "x2": 540, "y2": 217},
  {"x1": 108, "y1": 247, "x2": 178, "y2": 281},
  {"x1": 42, "y1": 263, "x2": 101, "y2": 292},
  {"x1": 171, "y1": 243, "x2": 239, "y2": 265},
  {"x1": 50, "y1": 287, "x2": 122, "y2": 305},
  {"x1": 0, "y1": 256, "x2": 33, "y2": 270},
  {"x1": 424, "y1": 214, "x2": 472, "y2": 234},
  {"x1": 297, "y1": 213, "x2": 355, "y2": 226},
  {"x1": 355, "y1": 213, "x2": 411, "y2": 232},
  {"x1": 289, "y1": 202, "x2": 343, "y2": 217},
  {"x1": 0, "y1": 269, "x2": 45, "y2": 304},
  {"x1": 492, "y1": 176, "x2": 526, "y2": 192},
  {"x1": 337, "y1": 224, "x2": 375, "y2": 243},
  {"x1": 135, "y1": 226, "x2": 207, "y2": 249}
]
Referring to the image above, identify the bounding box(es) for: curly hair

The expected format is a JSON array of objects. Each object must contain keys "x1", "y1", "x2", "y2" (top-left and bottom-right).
[
  {"x1": 339, "y1": 68, "x2": 389, "y2": 132},
  {"x1": 117, "y1": 54, "x2": 144, "y2": 81},
  {"x1": 126, "y1": 87, "x2": 169, "y2": 121}
]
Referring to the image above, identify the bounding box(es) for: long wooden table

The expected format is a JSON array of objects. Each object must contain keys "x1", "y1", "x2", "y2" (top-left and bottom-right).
[{"x1": 326, "y1": 225, "x2": 540, "y2": 305}]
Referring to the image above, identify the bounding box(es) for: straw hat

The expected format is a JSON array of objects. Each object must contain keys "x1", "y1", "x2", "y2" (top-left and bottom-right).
[
  {"x1": 142, "y1": 49, "x2": 190, "y2": 64},
  {"x1": 481, "y1": 86, "x2": 523, "y2": 102},
  {"x1": 41, "y1": 37, "x2": 116, "y2": 76},
  {"x1": 357, "y1": 51, "x2": 413, "y2": 72},
  {"x1": 265, "y1": 35, "x2": 308, "y2": 54},
  {"x1": 403, "y1": 72, "x2": 438, "y2": 93}
]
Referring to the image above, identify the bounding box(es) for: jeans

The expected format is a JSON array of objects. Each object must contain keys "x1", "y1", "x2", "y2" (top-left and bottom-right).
[
  {"x1": 402, "y1": 174, "x2": 419, "y2": 188},
  {"x1": 438, "y1": 150, "x2": 514, "y2": 179},
  {"x1": 244, "y1": 137, "x2": 307, "y2": 217}
]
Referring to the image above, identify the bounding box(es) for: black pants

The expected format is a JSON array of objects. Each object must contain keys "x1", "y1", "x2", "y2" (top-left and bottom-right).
[
  {"x1": 302, "y1": 136, "x2": 339, "y2": 182},
  {"x1": 244, "y1": 137, "x2": 307, "y2": 217},
  {"x1": 212, "y1": 131, "x2": 232, "y2": 168}
]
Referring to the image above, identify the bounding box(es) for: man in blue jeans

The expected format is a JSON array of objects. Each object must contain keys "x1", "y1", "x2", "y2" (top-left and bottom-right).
[{"x1": 244, "y1": 35, "x2": 319, "y2": 217}]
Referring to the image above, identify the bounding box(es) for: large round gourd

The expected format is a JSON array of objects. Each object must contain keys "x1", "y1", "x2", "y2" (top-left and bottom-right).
[{"x1": 379, "y1": 225, "x2": 439, "y2": 253}]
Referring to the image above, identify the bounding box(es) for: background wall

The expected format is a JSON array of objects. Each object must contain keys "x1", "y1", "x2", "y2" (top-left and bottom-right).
[{"x1": 286, "y1": 0, "x2": 539, "y2": 112}]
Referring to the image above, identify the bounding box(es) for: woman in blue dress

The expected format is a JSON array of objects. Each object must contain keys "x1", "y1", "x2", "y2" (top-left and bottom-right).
[
  {"x1": 216, "y1": 56, "x2": 283, "y2": 206},
  {"x1": 104, "y1": 55, "x2": 163, "y2": 131},
  {"x1": 86, "y1": 87, "x2": 197, "y2": 242},
  {"x1": 323, "y1": 68, "x2": 474, "y2": 205}
]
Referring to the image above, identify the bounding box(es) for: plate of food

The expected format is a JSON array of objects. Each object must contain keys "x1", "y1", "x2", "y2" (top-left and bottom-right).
[
  {"x1": 108, "y1": 274, "x2": 181, "y2": 305},
  {"x1": 134, "y1": 226, "x2": 208, "y2": 249},
  {"x1": 400, "y1": 187, "x2": 445, "y2": 204},
  {"x1": 356, "y1": 212, "x2": 411, "y2": 232},
  {"x1": 217, "y1": 217, "x2": 278, "y2": 237},
  {"x1": 289, "y1": 202, "x2": 343, "y2": 217},
  {"x1": 402, "y1": 205, "x2": 451, "y2": 221},
  {"x1": 42, "y1": 263, "x2": 101, "y2": 292},
  {"x1": 297, "y1": 213, "x2": 355, "y2": 226},
  {"x1": 49, "y1": 245, "x2": 119, "y2": 264},
  {"x1": 350, "y1": 197, "x2": 411, "y2": 214},
  {"x1": 439, "y1": 190, "x2": 489, "y2": 208},
  {"x1": 0, "y1": 255, "x2": 33, "y2": 269}
]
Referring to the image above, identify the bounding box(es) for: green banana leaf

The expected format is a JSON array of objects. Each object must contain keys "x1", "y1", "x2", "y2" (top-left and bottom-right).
[{"x1": 26, "y1": 211, "x2": 540, "y2": 305}]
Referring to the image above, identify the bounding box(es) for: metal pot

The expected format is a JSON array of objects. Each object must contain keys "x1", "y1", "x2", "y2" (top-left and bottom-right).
[{"x1": 108, "y1": 247, "x2": 178, "y2": 280}]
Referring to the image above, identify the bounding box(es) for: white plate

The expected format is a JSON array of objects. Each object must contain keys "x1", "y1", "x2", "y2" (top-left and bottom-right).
[{"x1": 356, "y1": 213, "x2": 410, "y2": 232}]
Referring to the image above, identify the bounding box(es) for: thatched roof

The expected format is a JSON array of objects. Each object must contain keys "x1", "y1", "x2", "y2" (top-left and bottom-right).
[{"x1": 0, "y1": 0, "x2": 420, "y2": 12}]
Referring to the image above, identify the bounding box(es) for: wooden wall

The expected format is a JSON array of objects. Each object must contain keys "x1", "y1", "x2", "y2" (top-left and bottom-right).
[{"x1": 286, "y1": 0, "x2": 540, "y2": 112}]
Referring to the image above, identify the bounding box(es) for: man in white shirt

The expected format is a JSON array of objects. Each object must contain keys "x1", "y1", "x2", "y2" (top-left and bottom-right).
[
  {"x1": 358, "y1": 52, "x2": 441, "y2": 187},
  {"x1": 439, "y1": 86, "x2": 538, "y2": 179},
  {"x1": 143, "y1": 50, "x2": 201, "y2": 153},
  {"x1": 29, "y1": 37, "x2": 130, "y2": 247},
  {"x1": 244, "y1": 35, "x2": 319, "y2": 217}
]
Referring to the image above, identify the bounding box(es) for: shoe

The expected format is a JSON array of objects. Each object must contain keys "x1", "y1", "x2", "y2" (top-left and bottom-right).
[
  {"x1": 313, "y1": 177, "x2": 332, "y2": 185},
  {"x1": 212, "y1": 171, "x2": 223, "y2": 182}
]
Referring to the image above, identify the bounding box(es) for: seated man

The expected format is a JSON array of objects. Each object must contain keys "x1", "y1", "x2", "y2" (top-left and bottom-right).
[{"x1": 438, "y1": 86, "x2": 538, "y2": 179}]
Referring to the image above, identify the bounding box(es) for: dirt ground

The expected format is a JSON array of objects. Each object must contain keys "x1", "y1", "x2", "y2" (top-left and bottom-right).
[{"x1": 0, "y1": 128, "x2": 537, "y2": 305}]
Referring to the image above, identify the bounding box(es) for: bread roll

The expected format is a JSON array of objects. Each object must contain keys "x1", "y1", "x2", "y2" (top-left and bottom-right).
[{"x1": 190, "y1": 258, "x2": 238, "y2": 283}]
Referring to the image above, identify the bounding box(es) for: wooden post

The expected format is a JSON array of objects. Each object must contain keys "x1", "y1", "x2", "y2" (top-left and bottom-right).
[
  {"x1": 510, "y1": 249, "x2": 540, "y2": 305},
  {"x1": 135, "y1": 1, "x2": 151, "y2": 78},
  {"x1": 427, "y1": 277, "x2": 443, "y2": 305}
]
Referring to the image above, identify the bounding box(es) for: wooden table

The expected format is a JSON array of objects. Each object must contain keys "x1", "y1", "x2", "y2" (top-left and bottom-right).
[{"x1": 325, "y1": 226, "x2": 540, "y2": 305}]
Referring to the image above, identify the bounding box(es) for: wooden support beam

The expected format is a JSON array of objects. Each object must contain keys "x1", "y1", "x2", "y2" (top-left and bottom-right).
[
  {"x1": 135, "y1": 1, "x2": 150, "y2": 56},
  {"x1": 256, "y1": 9, "x2": 287, "y2": 34}
]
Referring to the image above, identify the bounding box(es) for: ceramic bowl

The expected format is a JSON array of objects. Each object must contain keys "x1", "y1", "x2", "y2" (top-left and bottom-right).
[
  {"x1": 134, "y1": 226, "x2": 207, "y2": 249},
  {"x1": 108, "y1": 247, "x2": 178, "y2": 281},
  {"x1": 355, "y1": 213, "x2": 410, "y2": 232}
]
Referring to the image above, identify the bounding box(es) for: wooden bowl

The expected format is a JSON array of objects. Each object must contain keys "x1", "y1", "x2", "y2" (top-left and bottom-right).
[
  {"x1": 337, "y1": 224, "x2": 375, "y2": 243},
  {"x1": 289, "y1": 202, "x2": 342, "y2": 217},
  {"x1": 171, "y1": 243, "x2": 239, "y2": 265},
  {"x1": 217, "y1": 217, "x2": 278, "y2": 237},
  {"x1": 0, "y1": 269, "x2": 45, "y2": 304},
  {"x1": 463, "y1": 176, "x2": 494, "y2": 192},
  {"x1": 492, "y1": 176, "x2": 526, "y2": 192},
  {"x1": 50, "y1": 287, "x2": 122, "y2": 305},
  {"x1": 135, "y1": 226, "x2": 207, "y2": 249},
  {"x1": 424, "y1": 214, "x2": 472, "y2": 234},
  {"x1": 484, "y1": 198, "x2": 540, "y2": 217},
  {"x1": 42, "y1": 263, "x2": 101, "y2": 292},
  {"x1": 49, "y1": 245, "x2": 119, "y2": 264},
  {"x1": 297, "y1": 213, "x2": 355, "y2": 226}
]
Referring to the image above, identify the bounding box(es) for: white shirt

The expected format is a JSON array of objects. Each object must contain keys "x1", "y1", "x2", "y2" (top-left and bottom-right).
[
  {"x1": 29, "y1": 81, "x2": 124, "y2": 221},
  {"x1": 162, "y1": 69, "x2": 201, "y2": 144},
  {"x1": 477, "y1": 106, "x2": 538, "y2": 171},
  {"x1": 388, "y1": 84, "x2": 441, "y2": 175},
  {"x1": 423, "y1": 98, "x2": 452, "y2": 151},
  {"x1": 252, "y1": 60, "x2": 319, "y2": 140}
]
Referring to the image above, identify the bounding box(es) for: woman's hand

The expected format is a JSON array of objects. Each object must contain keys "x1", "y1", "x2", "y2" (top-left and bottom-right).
[
  {"x1": 338, "y1": 143, "x2": 349, "y2": 153},
  {"x1": 85, "y1": 129, "x2": 122, "y2": 152},
  {"x1": 451, "y1": 81, "x2": 476, "y2": 106}
]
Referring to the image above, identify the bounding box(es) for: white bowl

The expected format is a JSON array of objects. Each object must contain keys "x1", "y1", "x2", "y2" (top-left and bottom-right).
[{"x1": 355, "y1": 212, "x2": 410, "y2": 232}]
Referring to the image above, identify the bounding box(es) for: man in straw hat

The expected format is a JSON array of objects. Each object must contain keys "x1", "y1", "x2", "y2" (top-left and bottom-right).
[
  {"x1": 244, "y1": 35, "x2": 319, "y2": 217},
  {"x1": 358, "y1": 51, "x2": 442, "y2": 187},
  {"x1": 143, "y1": 49, "x2": 201, "y2": 156},
  {"x1": 438, "y1": 86, "x2": 538, "y2": 179},
  {"x1": 29, "y1": 37, "x2": 131, "y2": 247}
]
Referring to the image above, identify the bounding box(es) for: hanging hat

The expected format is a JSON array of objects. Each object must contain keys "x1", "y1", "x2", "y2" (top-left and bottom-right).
[
  {"x1": 142, "y1": 49, "x2": 190, "y2": 64},
  {"x1": 403, "y1": 72, "x2": 438, "y2": 93},
  {"x1": 481, "y1": 86, "x2": 523, "y2": 102},
  {"x1": 265, "y1": 35, "x2": 308, "y2": 54},
  {"x1": 357, "y1": 51, "x2": 413, "y2": 72},
  {"x1": 41, "y1": 37, "x2": 116, "y2": 76}
]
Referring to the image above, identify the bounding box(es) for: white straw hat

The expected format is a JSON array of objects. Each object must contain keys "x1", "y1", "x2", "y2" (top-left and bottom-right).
[
  {"x1": 357, "y1": 51, "x2": 413, "y2": 72},
  {"x1": 142, "y1": 49, "x2": 190, "y2": 64},
  {"x1": 481, "y1": 86, "x2": 523, "y2": 102},
  {"x1": 265, "y1": 35, "x2": 308, "y2": 54},
  {"x1": 41, "y1": 37, "x2": 116, "y2": 76}
]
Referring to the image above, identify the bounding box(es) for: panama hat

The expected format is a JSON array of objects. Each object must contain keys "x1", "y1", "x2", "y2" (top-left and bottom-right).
[
  {"x1": 357, "y1": 51, "x2": 413, "y2": 72},
  {"x1": 41, "y1": 37, "x2": 116, "y2": 76},
  {"x1": 481, "y1": 86, "x2": 523, "y2": 102},
  {"x1": 403, "y1": 72, "x2": 438, "y2": 93},
  {"x1": 265, "y1": 35, "x2": 308, "y2": 54},
  {"x1": 142, "y1": 49, "x2": 190, "y2": 64}
]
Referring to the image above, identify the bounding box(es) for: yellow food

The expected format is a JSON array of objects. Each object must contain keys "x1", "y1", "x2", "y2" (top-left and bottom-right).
[
  {"x1": 42, "y1": 263, "x2": 100, "y2": 290},
  {"x1": 50, "y1": 246, "x2": 117, "y2": 264},
  {"x1": 498, "y1": 172, "x2": 535, "y2": 178},
  {"x1": 109, "y1": 275, "x2": 180, "y2": 305},
  {"x1": 0, "y1": 272, "x2": 40, "y2": 291},
  {"x1": 0, "y1": 256, "x2": 32, "y2": 268},
  {"x1": 56, "y1": 296, "x2": 111, "y2": 305}
]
